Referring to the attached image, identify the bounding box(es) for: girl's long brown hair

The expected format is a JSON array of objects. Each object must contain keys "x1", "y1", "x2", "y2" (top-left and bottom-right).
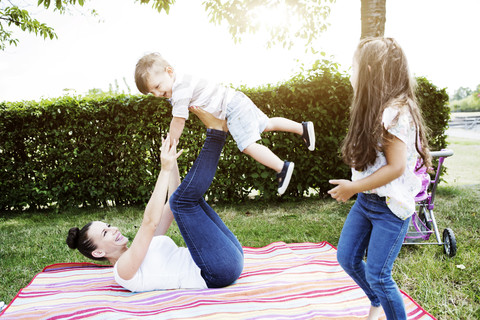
[{"x1": 341, "y1": 37, "x2": 431, "y2": 171}]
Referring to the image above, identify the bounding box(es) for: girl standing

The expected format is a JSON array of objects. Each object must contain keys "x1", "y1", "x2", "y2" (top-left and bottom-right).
[{"x1": 328, "y1": 37, "x2": 431, "y2": 320}]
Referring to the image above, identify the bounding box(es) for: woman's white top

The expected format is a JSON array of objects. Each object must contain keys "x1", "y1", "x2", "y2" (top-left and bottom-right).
[
  {"x1": 351, "y1": 105, "x2": 422, "y2": 220},
  {"x1": 113, "y1": 235, "x2": 207, "y2": 292}
]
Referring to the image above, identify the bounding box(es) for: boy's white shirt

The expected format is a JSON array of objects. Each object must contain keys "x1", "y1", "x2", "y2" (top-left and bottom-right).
[{"x1": 170, "y1": 72, "x2": 236, "y2": 120}]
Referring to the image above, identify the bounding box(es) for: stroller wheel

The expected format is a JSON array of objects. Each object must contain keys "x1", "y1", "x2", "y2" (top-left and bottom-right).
[{"x1": 443, "y1": 228, "x2": 457, "y2": 257}]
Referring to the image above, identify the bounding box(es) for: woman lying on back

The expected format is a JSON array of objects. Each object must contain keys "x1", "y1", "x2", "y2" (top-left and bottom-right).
[{"x1": 67, "y1": 108, "x2": 244, "y2": 291}]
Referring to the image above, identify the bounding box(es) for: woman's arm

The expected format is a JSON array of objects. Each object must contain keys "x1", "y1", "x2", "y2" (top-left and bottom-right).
[
  {"x1": 116, "y1": 136, "x2": 183, "y2": 280},
  {"x1": 153, "y1": 160, "x2": 181, "y2": 236},
  {"x1": 328, "y1": 133, "x2": 407, "y2": 202}
]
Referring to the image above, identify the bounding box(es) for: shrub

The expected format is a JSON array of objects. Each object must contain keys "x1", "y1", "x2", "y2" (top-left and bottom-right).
[
  {"x1": 450, "y1": 94, "x2": 480, "y2": 112},
  {"x1": 415, "y1": 76, "x2": 450, "y2": 151},
  {"x1": 0, "y1": 62, "x2": 450, "y2": 210}
]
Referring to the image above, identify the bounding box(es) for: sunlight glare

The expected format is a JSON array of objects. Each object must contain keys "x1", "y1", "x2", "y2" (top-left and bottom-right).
[{"x1": 252, "y1": 3, "x2": 291, "y2": 31}]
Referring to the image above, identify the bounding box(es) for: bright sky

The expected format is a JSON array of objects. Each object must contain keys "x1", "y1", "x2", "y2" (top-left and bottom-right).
[{"x1": 1, "y1": 0, "x2": 479, "y2": 102}]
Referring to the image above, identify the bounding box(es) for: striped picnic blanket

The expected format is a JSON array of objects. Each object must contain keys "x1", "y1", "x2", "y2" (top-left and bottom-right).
[{"x1": 1, "y1": 241, "x2": 435, "y2": 319}]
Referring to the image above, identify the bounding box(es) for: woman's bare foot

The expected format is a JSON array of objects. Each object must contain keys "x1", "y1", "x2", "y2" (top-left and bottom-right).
[
  {"x1": 366, "y1": 305, "x2": 382, "y2": 320},
  {"x1": 189, "y1": 106, "x2": 228, "y2": 132}
]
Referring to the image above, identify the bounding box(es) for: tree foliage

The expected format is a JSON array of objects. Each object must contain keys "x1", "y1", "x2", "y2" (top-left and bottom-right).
[
  {"x1": 451, "y1": 86, "x2": 473, "y2": 102},
  {"x1": 449, "y1": 84, "x2": 480, "y2": 112},
  {"x1": 0, "y1": 0, "x2": 174, "y2": 51},
  {"x1": 203, "y1": 0, "x2": 335, "y2": 49},
  {"x1": 0, "y1": 2, "x2": 57, "y2": 50},
  {"x1": 1, "y1": 0, "x2": 334, "y2": 51}
]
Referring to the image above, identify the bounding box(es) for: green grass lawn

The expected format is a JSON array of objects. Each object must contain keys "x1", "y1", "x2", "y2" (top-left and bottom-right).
[
  {"x1": 1, "y1": 136, "x2": 479, "y2": 318},
  {"x1": 443, "y1": 136, "x2": 480, "y2": 186}
]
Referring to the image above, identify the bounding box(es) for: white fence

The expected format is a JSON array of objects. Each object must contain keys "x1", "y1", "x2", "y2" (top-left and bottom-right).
[{"x1": 449, "y1": 115, "x2": 480, "y2": 129}]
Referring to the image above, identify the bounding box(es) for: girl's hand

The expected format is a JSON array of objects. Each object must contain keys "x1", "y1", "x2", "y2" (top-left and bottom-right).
[
  {"x1": 328, "y1": 179, "x2": 356, "y2": 203},
  {"x1": 160, "y1": 134, "x2": 183, "y2": 171}
]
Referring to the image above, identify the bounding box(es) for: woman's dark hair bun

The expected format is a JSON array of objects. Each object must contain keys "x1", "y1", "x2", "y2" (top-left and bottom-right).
[{"x1": 66, "y1": 227, "x2": 80, "y2": 249}]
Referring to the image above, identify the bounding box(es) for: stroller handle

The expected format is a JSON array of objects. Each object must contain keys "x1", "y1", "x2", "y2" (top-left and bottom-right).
[{"x1": 430, "y1": 149, "x2": 454, "y2": 158}]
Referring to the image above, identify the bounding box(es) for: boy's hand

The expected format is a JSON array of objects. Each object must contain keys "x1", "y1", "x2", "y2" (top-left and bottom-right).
[{"x1": 160, "y1": 134, "x2": 183, "y2": 171}]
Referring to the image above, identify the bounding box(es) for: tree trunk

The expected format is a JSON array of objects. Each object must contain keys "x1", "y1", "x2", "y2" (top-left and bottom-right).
[{"x1": 361, "y1": 0, "x2": 386, "y2": 39}]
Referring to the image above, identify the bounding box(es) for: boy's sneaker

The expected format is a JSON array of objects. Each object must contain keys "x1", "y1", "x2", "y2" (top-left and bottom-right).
[
  {"x1": 302, "y1": 121, "x2": 315, "y2": 151},
  {"x1": 277, "y1": 161, "x2": 294, "y2": 195}
]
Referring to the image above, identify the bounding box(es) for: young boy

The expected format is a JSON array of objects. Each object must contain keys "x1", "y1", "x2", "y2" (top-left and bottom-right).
[{"x1": 134, "y1": 52, "x2": 315, "y2": 195}]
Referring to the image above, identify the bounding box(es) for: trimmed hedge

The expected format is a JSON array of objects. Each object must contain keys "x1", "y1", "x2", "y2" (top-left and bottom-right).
[
  {"x1": 415, "y1": 76, "x2": 451, "y2": 151},
  {"x1": 0, "y1": 62, "x2": 450, "y2": 210}
]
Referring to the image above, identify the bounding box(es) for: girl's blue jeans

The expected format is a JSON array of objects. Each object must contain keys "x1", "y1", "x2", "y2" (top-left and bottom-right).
[
  {"x1": 337, "y1": 193, "x2": 411, "y2": 320},
  {"x1": 170, "y1": 129, "x2": 244, "y2": 288}
]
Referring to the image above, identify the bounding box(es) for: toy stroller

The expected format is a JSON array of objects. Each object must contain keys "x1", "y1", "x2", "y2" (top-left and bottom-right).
[{"x1": 403, "y1": 149, "x2": 457, "y2": 257}]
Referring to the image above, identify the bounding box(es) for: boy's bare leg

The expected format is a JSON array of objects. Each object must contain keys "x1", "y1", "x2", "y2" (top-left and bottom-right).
[
  {"x1": 189, "y1": 106, "x2": 228, "y2": 132},
  {"x1": 264, "y1": 117, "x2": 302, "y2": 135},
  {"x1": 266, "y1": 117, "x2": 315, "y2": 152},
  {"x1": 243, "y1": 143, "x2": 284, "y2": 173}
]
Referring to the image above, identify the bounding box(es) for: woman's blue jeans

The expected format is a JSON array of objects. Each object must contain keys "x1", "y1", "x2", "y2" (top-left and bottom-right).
[
  {"x1": 169, "y1": 129, "x2": 244, "y2": 288},
  {"x1": 336, "y1": 193, "x2": 411, "y2": 320}
]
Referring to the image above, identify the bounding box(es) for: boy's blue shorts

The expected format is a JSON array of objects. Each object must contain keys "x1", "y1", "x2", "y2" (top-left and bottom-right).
[{"x1": 226, "y1": 92, "x2": 269, "y2": 152}]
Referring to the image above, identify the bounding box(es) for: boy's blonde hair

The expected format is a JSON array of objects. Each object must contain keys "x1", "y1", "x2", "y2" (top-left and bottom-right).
[{"x1": 135, "y1": 53, "x2": 172, "y2": 94}]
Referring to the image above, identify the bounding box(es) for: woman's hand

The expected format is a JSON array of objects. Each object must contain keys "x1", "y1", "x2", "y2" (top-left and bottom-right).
[{"x1": 160, "y1": 134, "x2": 183, "y2": 171}]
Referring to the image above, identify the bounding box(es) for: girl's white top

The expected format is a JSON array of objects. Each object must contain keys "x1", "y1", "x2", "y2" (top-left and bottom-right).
[
  {"x1": 113, "y1": 235, "x2": 207, "y2": 292},
  {"x1": 170, "y1": 72, "x2": 236, "y2": 120},
  {"x1": 351, "y1": 106, "x2": 422, "y2": 220}
]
